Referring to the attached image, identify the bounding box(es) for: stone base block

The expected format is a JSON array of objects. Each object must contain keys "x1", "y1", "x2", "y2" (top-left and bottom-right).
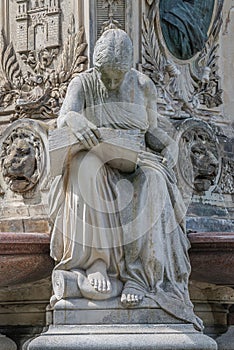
[
  {"x1": 52, "y1": 298, "x2": 181, "y2": 325},
  {"x1": 0, "y1": 334, "x2": 17, "y2": 350},
  {"x1": 216, "y1": 326, "x2": 234, "y2": 350},
  {"x1": 27, "y1": 324, "x2": 217, "y2": 350}
]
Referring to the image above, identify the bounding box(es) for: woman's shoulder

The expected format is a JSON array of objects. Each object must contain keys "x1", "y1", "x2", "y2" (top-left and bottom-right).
[
  {"x1": 129, "y1": 68, "x2": 155, "y2": 89},
  {"x1": 68, "y1": 68, "x2": 96, "y2": 86}
]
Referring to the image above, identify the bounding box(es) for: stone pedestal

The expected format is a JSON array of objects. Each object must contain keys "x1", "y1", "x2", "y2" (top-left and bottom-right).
[
  {"x1": 26, "y1": 324, "x2": 217, "y2": 350},
  {"x1": 52, "y1": 298, "x2": 181, "y2": 325},
  {"x1": 0, "y1": 334, "x2": 17, "y2": 350},
  {"x1": 26, "y1": 298, "x2": 217, "y2": 350},
  {"x1": 216, "y1": 326, "x2": 234, "y2": 350}
]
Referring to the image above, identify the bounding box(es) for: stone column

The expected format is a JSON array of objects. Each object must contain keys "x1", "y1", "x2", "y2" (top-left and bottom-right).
[
  {"x1": 0, "y1": 0, "x2": 9, "y2": 39},
  {"x1": 82, "y1": 0, "x2": 96, "y2": 67},
  {"x1": 125, "y1": 0, "x2": 142, "y2": 68},
  {"x1": 72, "y1": 0, "x2": 83, "y2": 30},
  {"x1": 220, "y1": 2, "x2": 234, "y2": 122}
]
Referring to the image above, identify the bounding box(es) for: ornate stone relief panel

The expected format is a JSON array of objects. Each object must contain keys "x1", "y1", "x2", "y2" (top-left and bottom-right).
[
  {"x1": 142, "y1": 0, "x2": 231, "y2": 202},
  {"x1": 97, "y1": 0, "x2": 125, "y2": 36},
  {"x1": 0, "y1": 0, "x2": 231, "y2": 205},
  {"x1": 0, "y1": 13, "x2": 87, "y2": 119},
  {"x1": 143, "y1": 0, "x2": 224, "y2": 119},
  {"x1": 16, "y1": 0, "x2": 61, "y2": 53}
]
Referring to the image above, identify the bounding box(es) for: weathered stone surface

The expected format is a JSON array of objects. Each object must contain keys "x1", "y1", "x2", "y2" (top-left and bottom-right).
[
  {"x1": 216, "y1": 326, "x2": 234, "y2": 350},
  {"x1": 26, "y1": 324, "x2": 217, "y2": 350},
  {"x1": 188, "y1": 232, "x2": 234, "y2": 285},
  {"x1": 0, "y1": 0, "x2": 233, "y2": 348},
  {"x1": 0, "y1": 219, "x2": 24, "y2": 233},
  {"x1": 23, "y1": 220, "x2": 50, "y2": 234},
  {"x1": 0, "y1": 334, "x2": 17, "y2": 350},
  {"x1": 0, "y1": 278, "x2": 51, "y2": 327},
  {"x1": 0, "y1": 233, "x2": 53, "y2": 287},
  {"x1": 52, "y1": 298, "x2": 180, "y2": 325},
  {"x1": 0, "y1": 219, "x2": 50, "y2": 233}
]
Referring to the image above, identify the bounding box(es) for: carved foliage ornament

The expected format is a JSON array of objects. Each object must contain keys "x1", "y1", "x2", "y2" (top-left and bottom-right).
[
  {"x1": 220, "y1": 159, "x2": 234, "y2": 195},
  {"x1": 0, "y1": 17, "x2": 87, "y2": 119},
  {"x1": 142, "y1": 0, "x2": 224, "y2": 117}
]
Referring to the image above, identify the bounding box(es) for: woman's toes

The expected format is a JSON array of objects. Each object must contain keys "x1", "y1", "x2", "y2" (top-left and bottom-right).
[
  {"x1": 134, "y1": 295, "x2": 139, "y2": 303},
  {"x1": 90, "y1": 278, "x2": 95, "y2": 286},
  {"x1": 97, "y1": 279, "x2": 103, "y2": 292},
  {"x1": 121, "y1": 293, "x2": 127, "y2": 304},
  {"x1": 121, "y1": 291, "x2": 144, "y2": 306},
  {"x1": 106, "y1": 280, "x2": 111, "y2": 292},
  {"x1": 94, "y1": 279, "x2": 98, "y2": 290},
  {"x1": 102, "y1": 280, "x2": 107, "y2": 292}
]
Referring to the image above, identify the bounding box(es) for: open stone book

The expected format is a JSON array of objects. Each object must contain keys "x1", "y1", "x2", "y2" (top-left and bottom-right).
[{"x1": 49, "y1": 127, "x2": 145, "y2": 176}]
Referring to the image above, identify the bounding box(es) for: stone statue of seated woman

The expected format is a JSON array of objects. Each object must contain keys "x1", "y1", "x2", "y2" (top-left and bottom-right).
[{"x1": 49, "y1": 28, "x2": 202, "y2": 330}]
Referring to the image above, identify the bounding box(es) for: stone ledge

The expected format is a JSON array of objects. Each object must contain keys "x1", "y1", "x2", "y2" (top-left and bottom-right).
[
  {"x1": 26, "y1": 324, "x2": 217, "y2": 350},
  {"x1": 53, "y1": 298, "x2": 180, "y2": 325},
  {"x1": 188, "y1": 232, "x2": 234, "y2": 285}
]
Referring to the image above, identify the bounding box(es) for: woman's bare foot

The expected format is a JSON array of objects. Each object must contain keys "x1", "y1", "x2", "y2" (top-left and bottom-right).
[
  {"x1": 121, "y1": 288, "x2": 144, "y2": 306},
  {"x1": 87, "y1": 259, "x2": 111, "y2": 293}
]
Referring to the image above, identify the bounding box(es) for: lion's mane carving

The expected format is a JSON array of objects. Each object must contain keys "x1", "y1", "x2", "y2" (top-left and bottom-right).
[
  {"x1": 177, "y1": 120, "x2": 220, "y2": 193},
  {"x1": 1, "y1": 127, "x2": 42, "y2": 193}
]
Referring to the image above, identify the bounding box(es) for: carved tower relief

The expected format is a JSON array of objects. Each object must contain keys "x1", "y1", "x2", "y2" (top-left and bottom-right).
[
  {"x1": 0, "y1": 0, "x2": 88, "y2": 202},
  {"x1": 0, "y1": 2, "x2": 87, "y2": 120},
  {"x1": 16, "y1": 0, "x2": 61, "y2": 53}
]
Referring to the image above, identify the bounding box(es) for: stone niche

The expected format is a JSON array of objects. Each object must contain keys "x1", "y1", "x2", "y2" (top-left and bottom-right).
[{"x1": 0, "y1": 0, "x2": 233, "y2": 349}]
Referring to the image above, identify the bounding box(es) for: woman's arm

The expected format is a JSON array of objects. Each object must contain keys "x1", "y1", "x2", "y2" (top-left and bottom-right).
[
  {"x1": 146, "y1": 79, "x2": 178, "y2": 168},
  {"x1": 57, "y1": 77, "x2": 85, "y2": 128},
  {"x1": 58, "y1": 76, "x2": 100, "y2": 149}
]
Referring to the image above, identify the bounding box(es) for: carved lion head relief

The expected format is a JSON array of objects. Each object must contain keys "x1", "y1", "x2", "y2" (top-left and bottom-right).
[
  {"x1": 1, "y1": 128, "x2": 41, "y2": 193},
  {"x1": 176, "y1": 119, "x2": 221, "y2": 194},
  {"x1": 0, "y1": 120, "x2": 48, "y2": 194},
  {"x1": 185, "y1": 131, "x2": 219, "y2": 192}
]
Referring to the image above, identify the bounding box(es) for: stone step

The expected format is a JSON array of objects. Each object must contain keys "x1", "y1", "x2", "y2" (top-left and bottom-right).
[{"x1": 26, "y1": 324, "x2": 217, "y2": 350}]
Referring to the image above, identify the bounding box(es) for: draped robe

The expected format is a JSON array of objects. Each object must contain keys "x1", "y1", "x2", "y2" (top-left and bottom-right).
[
  {"x1": 49, "y1": 68, "x2": 202, "y2": 330},
  {"x1": 160, "y1": 0, "x2": 208, "y2": 59}
]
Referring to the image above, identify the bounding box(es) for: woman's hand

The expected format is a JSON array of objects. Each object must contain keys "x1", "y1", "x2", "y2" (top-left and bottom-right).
[
  {"x1": 65, "y1": 111, "x2": 100, "y2": 149},
  {"x1": 161, "y1": 142, "x2": 178, "y2": 168}
]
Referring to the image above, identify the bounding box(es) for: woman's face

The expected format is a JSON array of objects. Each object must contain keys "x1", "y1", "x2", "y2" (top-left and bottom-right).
[{"x1": 99, "y1": 67, "x2": 127, "y2": 91}]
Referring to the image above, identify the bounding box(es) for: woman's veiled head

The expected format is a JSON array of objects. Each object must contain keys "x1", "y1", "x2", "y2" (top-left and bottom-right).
[
  {"x1": 93, "y1": 29, "x2": 133, "y2": 71},
  {"x1": 93, "y1": 29, "x2": 133, "y2": 90}
]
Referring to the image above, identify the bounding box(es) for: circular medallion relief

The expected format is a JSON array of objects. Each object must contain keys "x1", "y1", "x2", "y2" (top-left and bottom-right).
[
  {"x1": 159, "y1": 0, "x2": 215, "y2": 60},
  {"x1": 0, "y1": 120, "x2": 48, "y2": 194},
  {"x1": 176, "y1": 119, "x2": 221, "y2": 194}
]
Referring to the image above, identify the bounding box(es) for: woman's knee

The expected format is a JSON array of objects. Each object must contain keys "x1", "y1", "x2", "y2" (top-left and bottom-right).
[
  {"x1": 141, "y1": 166, "x2": 166, "y2": 187},
  {"x1": 76, "y1": 151, "x2": 106, "y2": 184}
]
